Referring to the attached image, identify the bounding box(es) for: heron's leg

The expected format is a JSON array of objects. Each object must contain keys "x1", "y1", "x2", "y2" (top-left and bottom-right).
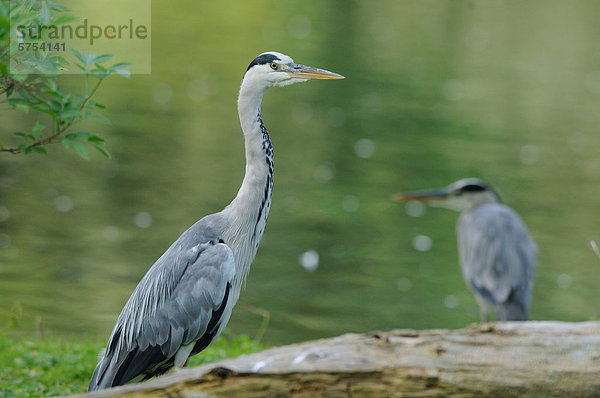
[
  {"x1": 474, "y1": 295, "x2": 490, "y2": 322},
  {"x1": 479, "y1": 307, "x2": 489, "y2": 323},
  {"x1": 174, "y1": 342, "x2": 195, "y2": 368}
]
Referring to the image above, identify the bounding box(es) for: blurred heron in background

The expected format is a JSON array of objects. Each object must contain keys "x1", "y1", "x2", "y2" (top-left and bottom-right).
[
  {"x1": 395, "y1": 178, "x2": 537, "y2": 322},
  {"x1": 88, "y1": 52, "x2": 344, "y2": 390}
]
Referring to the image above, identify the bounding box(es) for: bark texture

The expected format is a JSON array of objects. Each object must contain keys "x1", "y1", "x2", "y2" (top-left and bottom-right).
[{"x1": 69, "y1": 321, "x2": 600, "y2": 398}]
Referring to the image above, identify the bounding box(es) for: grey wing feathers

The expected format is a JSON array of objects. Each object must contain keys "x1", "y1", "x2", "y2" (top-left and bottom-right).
[
  {"x1": 89, "y1": 216, "x2": 235, "y2": 390},
  {"x1": 457, "y1": 204, "x2": 537, "y2": 316}
]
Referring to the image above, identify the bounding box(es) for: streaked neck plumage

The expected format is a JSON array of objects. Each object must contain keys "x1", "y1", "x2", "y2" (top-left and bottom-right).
[{"x1": 222, "y1": 77, "x2": 274, "y2": 293}]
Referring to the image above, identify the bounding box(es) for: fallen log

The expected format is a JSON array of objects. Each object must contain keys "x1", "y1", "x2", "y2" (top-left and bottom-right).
[{"x1": 70, "y1": 321, "x2": 600, "y2": 398}]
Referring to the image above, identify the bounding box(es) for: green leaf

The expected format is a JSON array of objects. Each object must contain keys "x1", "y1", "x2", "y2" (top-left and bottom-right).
[
  {"x1": 40, "y1": 0, "x2": 51, "y2": 24},
  {"x1": 14, "y1": 132, "x2": 27, "y2": 137},
  {"x1": 50, "y1": 3, "x2": 72, "y2": 12},
  {"x1": 70, "y1": 93, "x2": 85, "y2": 107},
  {"x1": 95, "y1": 103, "x2": 106, "y2": 109},
  {"x1": 65, "y1": 132, "x2": 93, "y2": 141},
  {"x1": 17, "y1": 89, "x2": 34, "y2": 103},
  {"x1": 41, "y1": 79, "x2": 63, "y2": 98},
  {"x1": 41, "y1": 87, "x2": 61, "y2": 97},
  {"x1": 8, "y1": 98, "x2": 30, "y2": 106},
  {"x1": 45, "y1": 79, "x2": 58, "y2": 92},
  {"x1": 73, "y1": 142, "x2": 89, "y2": 159},
  {"x1": 71, "y1": 48, "x2": 87, "y2": 65},
  {"x1": 32, "y1": 121, "x2": 45, "y2": 136},
  {"x1": 87, "y1": 135, "x2": 104, "y2": 143},
  {"x1": 50, "y1": 55, "x2": 70, "y2": 69},
  {"x1": 58, "y1": 109, "x2": 82, "y2": 120},
  {"x1": 115, "y1": 68, "x2": 131, "y2": 78},
  {"x1": 31, "y1": 105, "x2": 57, "y2": 117},
  {"x1": 50, "y1": 99, "x2": 62, "y2": 111},
  {"x1": 12, "y1": 74, "x2": 28, "y2": 84},
  {"x1": 94, "y1": 64, "x2": 107, "y2": 73},
  {"x1": 14, "y1": 103, "x2": 30, "y2": 112},
  {"x1": 74, "y1": 62, "x2": 87, "y2": 72},
  {"x1": 92, "y1": 115, "x2": 111, "y2": 125},
  {"x1": 32, "y1": 146, "x2": 47, "y2": 154},
  {"x1": 94, "y1": 54, "x2": 114, "y2": 64},
  {"x1": 90, "y1": 68, "x2": 110, "y2": 79},
  {"x1": 32, "y1": 93, "x2": 55, "y2": 109},
  {"x1": 8, "y1": 98, "x2": 31, "y2": 113},
  {"x1": 111, "y1": 62, "x2": 134, "y2": 70},
  {"x1": 110, "y1": 62, "x2": 133, "y2": 79},
  {"x1": 71, "y1": 49, "x2": 96, "y2": 66},
  {"x1": 93, "y1": 144, "x2": 111, "y2": 159}
]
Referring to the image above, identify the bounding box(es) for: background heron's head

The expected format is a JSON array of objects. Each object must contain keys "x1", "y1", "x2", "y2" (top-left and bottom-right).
[
  {"x1": 243, "y1": 52, "x2": 344, "y2": 89},
  {"x1": 395, "y1": 178, "x2": 501, "y2": 212}
]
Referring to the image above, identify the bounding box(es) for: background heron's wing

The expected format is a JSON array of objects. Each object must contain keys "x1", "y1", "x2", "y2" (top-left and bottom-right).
[
  {"x1": 89, "y1": 216, "x2": 235, "y2": 389},
  {"x1": 456, "y1": 204, "x2": 537, "y2": 306}
]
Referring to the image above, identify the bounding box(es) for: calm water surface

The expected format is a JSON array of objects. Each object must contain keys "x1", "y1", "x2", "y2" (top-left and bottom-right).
[{"x1": 1, "y1": 1, "x2": 599, "y2": 344}]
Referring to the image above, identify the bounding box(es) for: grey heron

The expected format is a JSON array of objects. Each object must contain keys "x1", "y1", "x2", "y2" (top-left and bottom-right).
[
  {"x1": 395, "y1": 178, "x2": 537, "y2": 322},
  {"x1": 88, "y1": 52, "x2": 343, "y2": 391}
]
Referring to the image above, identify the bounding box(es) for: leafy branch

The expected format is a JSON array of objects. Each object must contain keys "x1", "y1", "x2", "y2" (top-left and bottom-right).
[{"x1": 0, "y1": 0, "x2": 132, "y2": 159}]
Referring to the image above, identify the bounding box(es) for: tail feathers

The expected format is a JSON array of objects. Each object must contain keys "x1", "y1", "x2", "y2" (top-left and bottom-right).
[
  {"x1": 88, "y1": 345, "x2": 171, "y2": 391},
  {"x1": 88, "y1": 358, "x2": 111, "y2": 391},
  {"x1": 88, "y1": 328, "x2": 124, "y2": 391}
]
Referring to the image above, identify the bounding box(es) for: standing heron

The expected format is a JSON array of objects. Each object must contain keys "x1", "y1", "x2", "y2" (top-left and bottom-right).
[
  {"x1": 88, "y1": 52, "x2": 343, "y2": 391},
  {"x1": 394, "y1": 178, "x2": 537, "y2": 322}
]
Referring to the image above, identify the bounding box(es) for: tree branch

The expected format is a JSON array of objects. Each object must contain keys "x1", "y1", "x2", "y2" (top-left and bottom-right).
[
  {"x1": 0, "y1": 77, "x2": 105, "y2": 154},
  {"x1": 72, "y1": 321, "x2": 600, "y2": 398}
]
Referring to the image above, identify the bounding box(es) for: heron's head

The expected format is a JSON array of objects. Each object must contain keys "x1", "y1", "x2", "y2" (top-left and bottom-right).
[
  {"x1": 243, "y1": 52, "x2": 344, "y2": 89},
  {"x1": 394, "y1": 178, "x2": 501, "y2": 212}
]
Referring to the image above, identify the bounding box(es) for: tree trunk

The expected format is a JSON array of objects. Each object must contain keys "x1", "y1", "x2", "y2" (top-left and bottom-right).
[{"x1": 73, "y1": 321, "x2": 600, "y2": 398}]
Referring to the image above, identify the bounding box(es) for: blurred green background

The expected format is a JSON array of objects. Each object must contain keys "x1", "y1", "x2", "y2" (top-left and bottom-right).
[{"x1": 1, "y1": 0, "x2": 599, "y2": 345}]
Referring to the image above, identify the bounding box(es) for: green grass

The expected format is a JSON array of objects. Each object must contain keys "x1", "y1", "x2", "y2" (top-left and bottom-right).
[{"x1": 0, "y1": 330, "x2": 265, "y2": 397}]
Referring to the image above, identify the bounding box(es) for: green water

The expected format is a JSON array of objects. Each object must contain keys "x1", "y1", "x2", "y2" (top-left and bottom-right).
[{"x1": 1, "y1": 0, "x2": 599, "y2": 345}]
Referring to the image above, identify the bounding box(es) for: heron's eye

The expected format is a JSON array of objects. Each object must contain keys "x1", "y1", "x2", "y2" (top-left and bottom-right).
[{"x1": 270, "y1": 62, "x2": 278, "y2": 70}]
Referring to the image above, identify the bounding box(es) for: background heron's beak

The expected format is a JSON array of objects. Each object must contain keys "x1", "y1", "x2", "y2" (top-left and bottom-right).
[
  {"x1": 393, "y1": 189, "x2": 449, "y2": 202},
  {"x1": 285, "y1": 64, "x2": 345, "y2": 80}
]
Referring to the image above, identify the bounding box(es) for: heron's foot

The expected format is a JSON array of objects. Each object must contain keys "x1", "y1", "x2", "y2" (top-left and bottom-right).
[
  {"x1": 474, "y1": 297, "x2": 492, "y2": 323},
  {"x1": 480, "y1": 313, "x2": 489, "y2": 323},
  {"x1": 166, "y1": 365, "x2": 186, "y2": 376}
]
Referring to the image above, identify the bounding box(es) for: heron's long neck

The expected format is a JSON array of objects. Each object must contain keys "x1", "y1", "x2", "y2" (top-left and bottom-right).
[{"x1": 223, "y1": 80, "x2": 274, "y2": 283}]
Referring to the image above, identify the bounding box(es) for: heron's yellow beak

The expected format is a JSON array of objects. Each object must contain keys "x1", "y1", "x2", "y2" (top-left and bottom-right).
[
  {"x1": 284, "y1": 64, "x2": 345, "y2": 80},
  {"x1": 393, "y1": 189, "x2": 449, "y2": 202}
]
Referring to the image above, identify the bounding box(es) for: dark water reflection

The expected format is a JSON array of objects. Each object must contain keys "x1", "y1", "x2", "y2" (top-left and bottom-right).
[{"x1": 1, "y1": 1, "x2": 599, "y2": 344}]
